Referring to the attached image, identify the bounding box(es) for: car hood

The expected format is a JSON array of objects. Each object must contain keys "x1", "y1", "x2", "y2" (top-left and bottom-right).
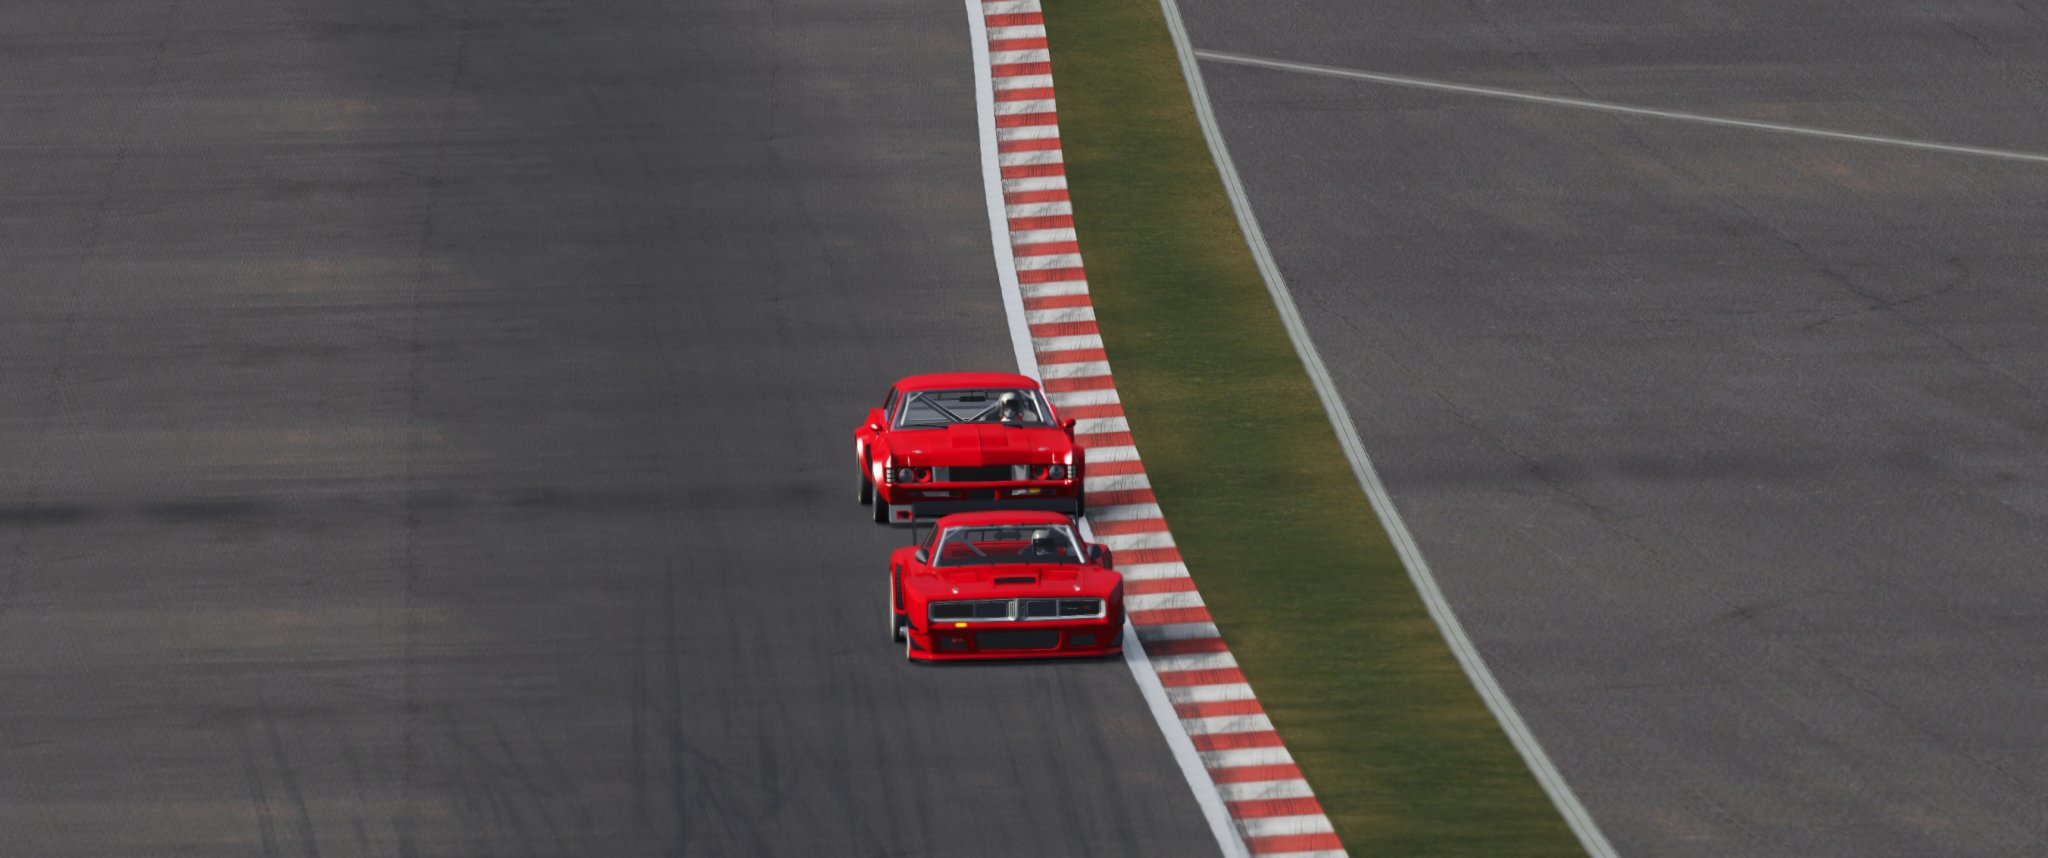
[{"x1": 895, "y1": 424, "x2": 1070, "y2": 466}]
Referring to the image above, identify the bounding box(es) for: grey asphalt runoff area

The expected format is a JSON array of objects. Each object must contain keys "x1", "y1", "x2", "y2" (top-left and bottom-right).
[
  {"x1": 0, "y1": 0, "x2": 1214, "y2": 855},
  {"x1": 1177, "y1": 1, "x2": 2048, "y2": 855}
]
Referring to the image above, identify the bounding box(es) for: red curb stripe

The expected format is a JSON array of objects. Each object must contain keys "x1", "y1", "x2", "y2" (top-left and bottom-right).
[
  {"x1": 1023, "y1": 294, "x2": 1091, "y2": 311},
  {"x1": 1229, "y1": 797, "x2": 1325, "y2": 819},
  {"x1": 1004, "y1": 188, "x2": 1069, "y2": 204},
  {"x1": 1015, "y1": 241, "x2": 1081, "y2": 257},
  {"x1": 1147, "y1": 637, "x2": 1229, "y2": 658},
  {"x1": 984, "y1": 12, "x2": 1043, "y2": 26},
  {"x1": 995, "y1": 111, "x2": 1059, "y2": 128},
  {"x1": 1038, "y1": 348, "x2": 1107, "y2": 364},
  {"x1": 998, "y1": 135, "x2": 1063, "y2": 151},
  {"x1": 1007, "y1": 214, "x2": 1073, "y2": 230},
  {"x1": 1131, "y1": 605, "x2": 1213, "y2": 626},
  {"x1": 1154, "y1": 666, "x2": 1244, "y2": 687},
  {"x1": 991, "y1": 61, "x2": 1052, "y2": 76},
  {"x1": 989, "y1": 37, "x2": 1049, "y2": 52},
  {"x1": 1088, "y1": 488, "x2": 1157, "y2": 509},
  {"x1": 1191, "y1": 731, "x2": 1284, "y2": 752},
  {"x1": 1000, "y1": 162, "x2": 1064, "y2": 178},
  {"x1": 1042, "y1": 375, "x2": 1115, "y2": 393},
  {"x1": 1054, "y1": 402, "x2": 1120, "y2": 419},
  {"x1": 1247, "y1": 833, "x2": 1344, "y2": 854},
  {"x1": 1126, "y1": 576, "x2": 1198, "y2": 596},
  {"x1": 1209, "y1": 763, "x2": 1305, "y2": 784},
  {"x1": 1017, "y1": 266, "x2": 1087, "y2": 284},
  {"x1": 1114, "y1": 546, "x2": 1182, "y2": 565},
  {"x1": 1029, "y1": 320, "x2": 1098, "y2": 338},
  {"x1": 1085, "y1": 512, "x2": 1164, "y2": 533},
  {"x1": 1076, "y1": 431, "x2": 1133, "y2": 448},
  {"x1": 1176, "y1": 697, "x2": 1264, "y2": 718}
]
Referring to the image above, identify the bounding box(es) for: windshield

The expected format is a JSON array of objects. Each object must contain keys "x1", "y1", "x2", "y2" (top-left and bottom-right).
[
  {"x1": 930, "y1": 524, "x2": 1083, "y2": 567},
  {"x1": 895, "y1": 388, "x2": 1051, "y2": 428}
]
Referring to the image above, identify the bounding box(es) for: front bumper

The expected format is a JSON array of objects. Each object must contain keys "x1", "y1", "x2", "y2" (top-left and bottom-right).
[
  {"x1": 906, "y1": 622, "x2": 1121, "y2": 662},
  {"x1": 878, "y1": 485, "x2": 1081, "y2": 525}
]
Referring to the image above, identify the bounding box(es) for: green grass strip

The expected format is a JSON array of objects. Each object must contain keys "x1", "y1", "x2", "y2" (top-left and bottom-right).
[{"x1": 1040, "y1": 1, "x2": 1586, "y2": 854}]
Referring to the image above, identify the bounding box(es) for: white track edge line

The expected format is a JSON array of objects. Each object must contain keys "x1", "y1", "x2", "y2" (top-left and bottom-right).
[
  {"x1": 969, "y1": 4, "x2": 1043, "y2": 381},
  {"x1": 1157, "y1": 1, "x2": 1619, "y2": 856},
  {"x1": 965, "y1": 4, "x2": 1249, "y2": 857}
]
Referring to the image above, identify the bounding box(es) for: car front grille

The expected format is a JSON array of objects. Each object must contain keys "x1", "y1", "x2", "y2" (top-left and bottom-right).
[
  {"x1": 942, "y1": 465, "x2": 1016, "y2": 483},
  {"x1": 976, "y1": 630, "x2": 1061, "y2": 651}
]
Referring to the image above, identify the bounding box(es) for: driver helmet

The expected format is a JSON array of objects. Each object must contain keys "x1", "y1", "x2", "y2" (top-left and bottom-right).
[
  {"x1": 997, "y1": 392, "x2": 1025, "y2": 420},
  {"x1": 1029, "y1": 528, "x2": 1061, "y2": 555}
]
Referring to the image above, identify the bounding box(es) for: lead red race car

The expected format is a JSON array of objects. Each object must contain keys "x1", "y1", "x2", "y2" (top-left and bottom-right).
[
  {"x1": 890, "y1": 511, "x2": 1122, "y2": 662},
  {"x1": 856, "y1": 372, "x2": 1083, "y2": 526}
]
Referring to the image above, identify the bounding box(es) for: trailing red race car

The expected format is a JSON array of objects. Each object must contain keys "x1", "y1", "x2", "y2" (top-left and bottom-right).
[
  {"x1": 890, "y1": 511, "x2": 1122, "y2": 662},
  {"x1": 856, "y1": 372, "x2": 1083, "y2": 526}
]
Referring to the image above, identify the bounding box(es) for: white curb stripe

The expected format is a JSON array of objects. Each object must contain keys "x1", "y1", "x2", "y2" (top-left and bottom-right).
[
  {"x1": 1218, "y1": 780, "x2": 1317, "y2": 802},
  {"x1": 1185, "y1": 713, "x2": 1271, "y2": 735},
  {"x1": 1153, "y1": 652, "x2": 1242, "y2": 675},
  {"x1": 1096, "y1": 529, "x2": 1173, "y2": 550},
  {"x1": 1034, "y1": 333, "x2": 1105, "y2": 352},
  {"x1": 995, "y1": 97, "x2": 1060, "y2": 115},
  {"x1": 1020, "y1": 279, "x2": 1089, "y2": 299},
  {"x1": 992, "y1": 73, "x2": 1055, "y2": 90},
  {"x1": 1238, "y1": 815, "x2": 1335, "y2": 838},
  {"x1": 991, "y1": 48, "x2": 1053, "y2": 64},
  {"x1": 988, "y1": 24, "x2": 1046, "y2": 40},
  {"x1": 1012, "y1": 228, "x2": 1079, "y2": 245},
  {"x1": 1127, "y1": 591, "x2": 1206, "y2": 612},
  {"x1": 1046, "y1": 386, "x2": 1118, "y2": 407},
  {"x1": 1038, "y1": 360, "x2": 1111, "y2": 379}
]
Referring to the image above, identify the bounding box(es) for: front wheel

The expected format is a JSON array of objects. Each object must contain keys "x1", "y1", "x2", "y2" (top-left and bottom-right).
[
  {"x1": 859, "y1": 470, "x2": 873, "y2": 505},
  {"x1": 890, "y1": 578, "x2": 906, "y2": 642}
]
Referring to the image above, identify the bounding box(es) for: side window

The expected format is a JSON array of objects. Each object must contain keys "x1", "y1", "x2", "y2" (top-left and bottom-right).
[{"x1": 882, "y1": 388, "x2": 898, "y2": 425}]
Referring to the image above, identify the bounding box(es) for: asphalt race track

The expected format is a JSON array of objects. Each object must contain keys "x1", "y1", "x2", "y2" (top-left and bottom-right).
[
  {"x1": 0, "y1": 0, "x2": 1213, "y2": 855},
  {"x1": 1177, "y1": 1, "x2": 2048, "y2": 855}
]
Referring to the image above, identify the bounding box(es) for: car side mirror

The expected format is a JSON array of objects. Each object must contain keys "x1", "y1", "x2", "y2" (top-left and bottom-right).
[
  {"x1": 1061, "y1": 417, "x2": 1077, "y2": 435},
  {"x1": 867, "y1": 407, "x2": 886, "y2": 432},
  {"x1": 914, "y1": 548, "x2": 929, "y2": 564},
  {"x1": 1090, "y1": 544, "x2": 1111, "y2": 567}
]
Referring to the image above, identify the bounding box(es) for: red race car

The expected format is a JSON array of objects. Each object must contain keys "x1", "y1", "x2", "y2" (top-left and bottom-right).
[
  {"x1": 856, "y1": 372, "x2": 1082, "y2": 526},
  {"x1": 890, "y1": 511, "x2": 1122, "y2": 662}
]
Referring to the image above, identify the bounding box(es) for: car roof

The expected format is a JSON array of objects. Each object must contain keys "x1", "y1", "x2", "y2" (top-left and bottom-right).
[
  {"x1": 894, "y1": 372, "x2": 1040, "y2": 392},
  {"x1": 932, "y1": 510, "x2": 1074, "y2": 528}
]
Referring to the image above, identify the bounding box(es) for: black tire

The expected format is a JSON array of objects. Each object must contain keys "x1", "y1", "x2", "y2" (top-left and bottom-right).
[
  {"x1": 872, "y1": 492, "x2": 888, "y2": 524},
  {"x1": 859, "y1": 470, "x2": 873, "y2": 505},
  {"x1": 890, "y1": 578, "x2": 906, "y2": 643},
  {"x1": 905, "y1": 634, "x2": 918, "y2": 663}
]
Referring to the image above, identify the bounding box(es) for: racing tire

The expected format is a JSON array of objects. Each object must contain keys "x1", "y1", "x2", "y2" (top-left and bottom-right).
[
  {"x1": 859, "y1": 463, "x2": 873, "y2": 506},
  {"x1": 904, "y1": 634, "x2": 918, "y2": 663},
  {"x1": 890, "y1": 579, "x2": 906, "y2": 643},
  {"x1": 872, "y1": 493, "x2": 888, "y2": 524}
]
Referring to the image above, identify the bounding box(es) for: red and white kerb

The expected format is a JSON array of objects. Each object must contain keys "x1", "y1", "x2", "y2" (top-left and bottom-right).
[{"x1": 974, "y1": 1, "x2": 1348, "y2": 855}]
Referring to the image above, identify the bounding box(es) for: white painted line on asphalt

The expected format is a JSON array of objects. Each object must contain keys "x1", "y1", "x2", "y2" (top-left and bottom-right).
[
  {"x1": 1160, "y1": 3, "x2": 1622, "y2": 857},
  {"x1": 1196, "y1": 48, "x2": 2048, "y2": 166},
  {"x1": 967, "y1": 4, "x2": 1246, "y2": 856}
]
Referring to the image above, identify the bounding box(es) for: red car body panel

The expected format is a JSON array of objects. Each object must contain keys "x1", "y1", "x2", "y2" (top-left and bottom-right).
[
  {"x1": 857, "y1": 373, "x2": 1083, "y2": 525},
  {"x1": 892, "y1": 511, "x2": 1122, "y2": 662}
]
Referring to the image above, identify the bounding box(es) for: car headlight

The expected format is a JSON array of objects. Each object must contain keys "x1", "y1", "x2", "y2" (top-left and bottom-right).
[
  {"x1": 1045, "y1": 464, "x2": 1066, "y2": 480},
  {"x1": 897, "y1": 467, "x2": 917, "y2": 483}
]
